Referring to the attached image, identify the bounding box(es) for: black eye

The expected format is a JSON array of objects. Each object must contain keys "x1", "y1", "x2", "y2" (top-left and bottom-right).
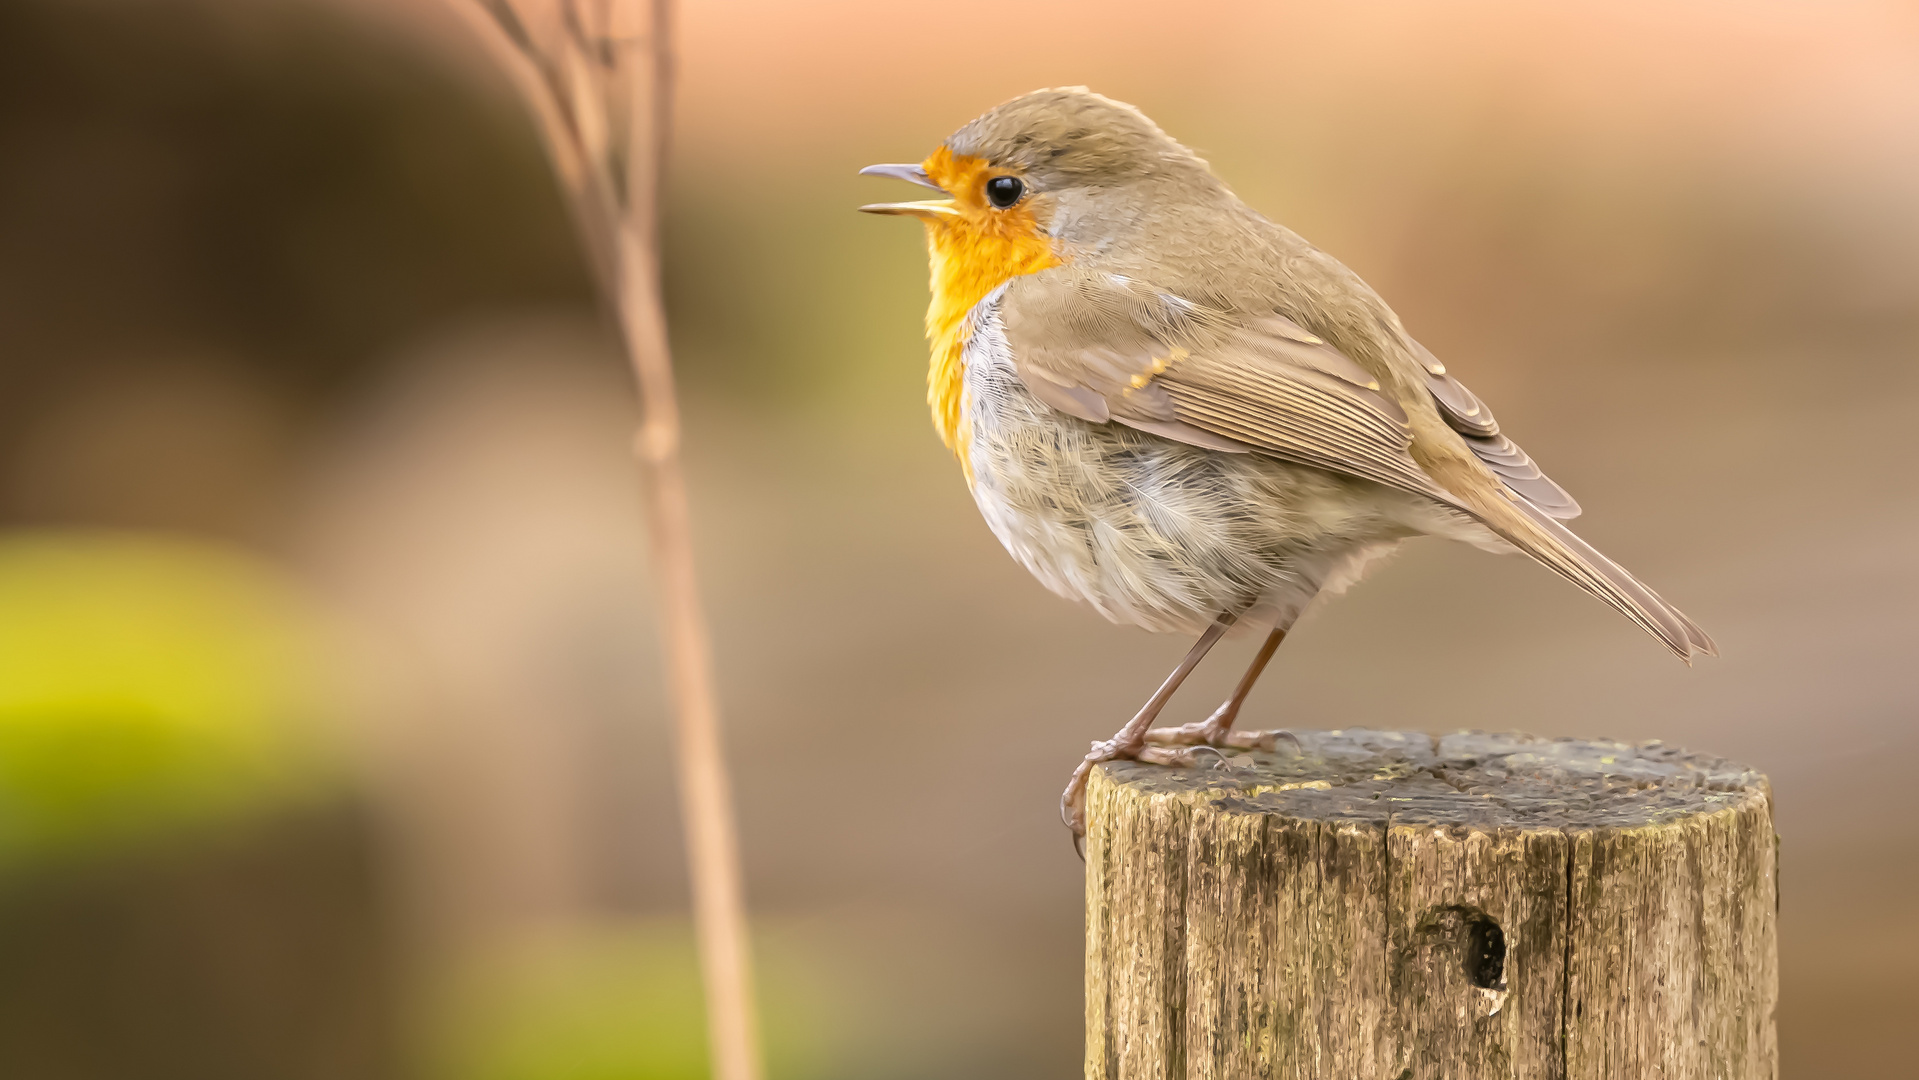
[{"x1": 985, "y1": 176, "x2": 1024, "y2": 208}]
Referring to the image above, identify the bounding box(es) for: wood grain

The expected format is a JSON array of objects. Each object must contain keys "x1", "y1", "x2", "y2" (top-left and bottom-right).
[{"x1": 1083, "y1": 729, "x2": 1776, "y2": 1080}]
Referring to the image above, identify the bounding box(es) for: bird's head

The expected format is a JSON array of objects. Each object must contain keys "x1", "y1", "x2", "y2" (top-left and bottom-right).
[{"x1": 859, "y1": 86, "x2": 1215, "y2": 259}]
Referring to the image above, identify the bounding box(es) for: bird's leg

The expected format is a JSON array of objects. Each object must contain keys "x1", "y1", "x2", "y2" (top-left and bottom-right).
[
  {"x1": 1144, "y1": 626, "x2": 1298, "y2": 755},
  {"x1": 1060, "y1": 613, "x2": 1235, "y2": 837}
]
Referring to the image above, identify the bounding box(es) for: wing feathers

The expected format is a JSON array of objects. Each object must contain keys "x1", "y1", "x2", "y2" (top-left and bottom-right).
[
  {"x1": 1241, "y1": 318, "x2": 1388, "y2": 393},
  {"x1": 1413, "y1": 339, "x2": 1581, "y2": 519},
  {"x1": 1165, "y1": 385, "x2": 1437, "y2": 494},
  {"x1": 995, "y1": 275, "x2": 1710, "y2": 660},
  {"x1": 1465, "y1": 433, "x2": 1583, "y2": 518},
  {"x1": 1425, "y1": 371, "x2": 1500, "y2": 437},
  {"x1": 1113, "y1": 415, "x2": 1256, "y2": 453},
  {"x1": 1021, "y1": 366, "x2": 1113, "y2": 422},
  {"x1": 1159, "y1": 349, "x2": 1443, "y2": 495}
]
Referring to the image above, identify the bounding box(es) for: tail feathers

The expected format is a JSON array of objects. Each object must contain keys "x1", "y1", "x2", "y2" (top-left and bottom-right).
[
  {"x1": 1497, "y1": 496, "x2": 1717, "y2": 662},
  {"x1": 1664, "y1": 592, "x2": 1718, "y2": 658}
]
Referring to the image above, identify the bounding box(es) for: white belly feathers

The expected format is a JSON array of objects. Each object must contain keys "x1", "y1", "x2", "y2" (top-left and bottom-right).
[{"x1": 958, "y1": 294, "x2": 1444, "y2": 637}]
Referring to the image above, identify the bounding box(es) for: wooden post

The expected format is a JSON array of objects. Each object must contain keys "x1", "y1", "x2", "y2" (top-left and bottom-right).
[{"x1": 1083, "y1": 729, "x2": 1777, "y2": 1080}]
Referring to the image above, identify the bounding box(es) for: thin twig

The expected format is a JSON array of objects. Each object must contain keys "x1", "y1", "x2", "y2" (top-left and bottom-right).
[{"x1": 446, "y1": 4, "x2": 762, "y2": 1079}]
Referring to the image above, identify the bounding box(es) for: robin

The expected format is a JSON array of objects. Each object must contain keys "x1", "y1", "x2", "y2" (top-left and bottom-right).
[{"x1": 859, "y1": 87, "x2": 1714, "y2": 838}]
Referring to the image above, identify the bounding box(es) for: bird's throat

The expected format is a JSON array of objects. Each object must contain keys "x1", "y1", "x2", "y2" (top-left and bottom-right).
[{"x1": 920, "y1": 203, "x2": 1058, "y2": 473}]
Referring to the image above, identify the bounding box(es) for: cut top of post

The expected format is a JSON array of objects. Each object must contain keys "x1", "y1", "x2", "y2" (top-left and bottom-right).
[{"x1": 1100, "y1": 728, "x2": 1768, "y2": 831}]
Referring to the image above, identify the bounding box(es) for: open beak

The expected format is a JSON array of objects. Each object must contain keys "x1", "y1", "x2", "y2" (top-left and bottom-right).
[{"x1": 858, "y1": 162, "x2": 959, "y2": 220}]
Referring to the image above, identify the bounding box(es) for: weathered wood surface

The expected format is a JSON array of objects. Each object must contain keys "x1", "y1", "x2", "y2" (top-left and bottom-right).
[{"x1": 1084, "y1": 729, "x2": 1776, "y2": 1080}]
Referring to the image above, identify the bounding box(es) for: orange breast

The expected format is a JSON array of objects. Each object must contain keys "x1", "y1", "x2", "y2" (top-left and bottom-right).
[{"x1": 916, "y1": 149, "x2": 1060, "y2": 477}]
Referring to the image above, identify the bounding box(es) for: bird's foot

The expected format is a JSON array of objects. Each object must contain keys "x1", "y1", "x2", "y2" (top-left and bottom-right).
[
  {"x1": 1059, "y1": 712, "x2": 1302, "y2": 851},
  {"x1": 1059, "y1": 732, "x2": 1196, "y2": 846},
  {"x1": 1142, "y1": 704, "x2": 1300, "y2": 762}
]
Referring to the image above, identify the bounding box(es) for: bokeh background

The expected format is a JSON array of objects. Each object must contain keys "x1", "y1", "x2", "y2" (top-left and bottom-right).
[{"x1": 2, "y1": 0, "x2": 1915, "y2": 1076}]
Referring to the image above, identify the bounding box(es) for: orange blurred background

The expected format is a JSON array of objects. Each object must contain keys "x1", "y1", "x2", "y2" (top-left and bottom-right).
[{"x1": 1, "y1": 0, "x2": 1914, "y2": 1076}]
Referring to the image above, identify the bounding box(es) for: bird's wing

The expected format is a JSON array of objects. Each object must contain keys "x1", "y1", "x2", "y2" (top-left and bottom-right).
[
  {"x1": 999, "y1": 269, "x2": 1716, "y2": 661},
  {"x1": 1409, "y1": 339, "x2": 1582, "y2": 520},
  {"x1": 999, "y1": 270, "x2": 1456, "y2": 505}
]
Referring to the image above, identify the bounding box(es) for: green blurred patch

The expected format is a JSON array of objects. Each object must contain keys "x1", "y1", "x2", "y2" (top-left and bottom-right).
[
  {"x1": 0, "y1": 530, "x2": 340, "y2": 866},
  {"x1": 439, "y1": 919, "x2": 842, "y2": 1080}
]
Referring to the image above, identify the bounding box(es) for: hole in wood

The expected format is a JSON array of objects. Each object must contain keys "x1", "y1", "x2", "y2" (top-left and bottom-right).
[{"x1": 1464, "y1": 911, "x2": 1505, "y2": 990}]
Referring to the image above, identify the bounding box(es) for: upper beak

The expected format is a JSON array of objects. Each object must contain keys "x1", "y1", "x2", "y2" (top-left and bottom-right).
[
  {"x1": 859, "y1": 163, "x2": 944, "y2": 190},
  {"x1": 858, "y1": 162, "x2": 959, "y2": 220}
]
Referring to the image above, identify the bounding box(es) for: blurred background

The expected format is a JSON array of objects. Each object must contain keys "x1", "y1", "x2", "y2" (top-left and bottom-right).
[{"x1": 1, "y1": 0, "x2": 1914, "y2": 1075}]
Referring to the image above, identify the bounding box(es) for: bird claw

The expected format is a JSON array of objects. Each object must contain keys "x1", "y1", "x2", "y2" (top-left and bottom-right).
[
  {"x1": 1064, "y1": 723, "x2": 1301, "y2": 853},
  {"x1": 1144, "y1": 718, "x2": 1299, "y2": 755},
  {"x1": 1061, "y1": 731, "x2": 1157, "y2": 849}
]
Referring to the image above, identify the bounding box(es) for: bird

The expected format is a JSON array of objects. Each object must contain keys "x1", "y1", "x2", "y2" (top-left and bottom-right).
[{"x1": 858, "y1": 87, "x2": 1714, "y2": 838}]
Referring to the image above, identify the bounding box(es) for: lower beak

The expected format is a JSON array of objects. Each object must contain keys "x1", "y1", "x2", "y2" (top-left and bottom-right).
[
  {"x1": 858, "y1": 162, "x2": 958, "y2": 221},
  {"x1": 858, "y1": 199, "x2": 960, "y2": 220}
]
